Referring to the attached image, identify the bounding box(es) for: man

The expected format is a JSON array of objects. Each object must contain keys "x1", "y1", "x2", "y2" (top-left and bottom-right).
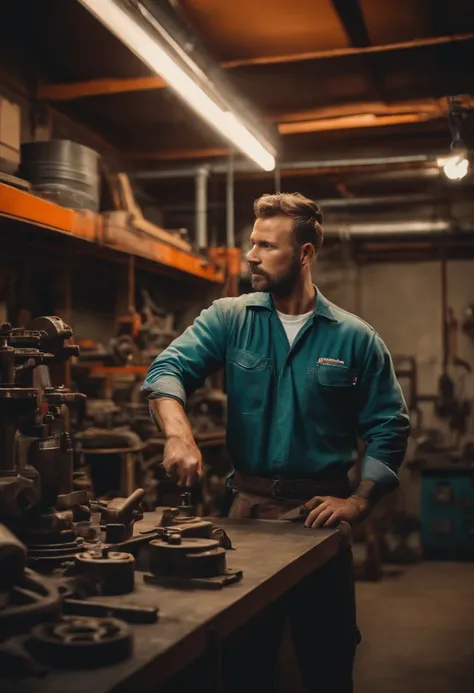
[{"x1": 142, "y1": 192, "x2": 410, "y2": 692}]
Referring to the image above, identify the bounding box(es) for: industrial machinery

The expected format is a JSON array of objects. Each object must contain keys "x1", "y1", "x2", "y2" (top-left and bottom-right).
[
  {"x1": 142, "y1": 492, "x2": 240, "y2": 589},
  {"x1": 0, "y1": 317, "x2": 90, "y2": 567},
  {"x1": 0, "y1": 317, "x2": 239, "y2": 678},
  {"x1": 0, "y1": 317, "x2": 148, "y2": 675},
  {"x1": 0, "y1": 317, "x2": 147, "y2": 568}
]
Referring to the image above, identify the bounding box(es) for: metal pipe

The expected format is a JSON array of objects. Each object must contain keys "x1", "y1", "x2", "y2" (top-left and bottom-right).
[
  {"x1": 226, "y1": 155, "x2": 235, "y2": 248},
  {"x1": 319, "y1": 194, "x2": 434, "y2": 208},
  {"x1": 274, "y1": 163, "x2": 281, "y2": 193},
  {"x1": 195, "y1": 167, "x2": 209, "y2": 251},
  {"x1": 130, "y1": 153, "x2": 436, "y2": 180},
  {"x1": 441, "y1": 257, "x2": 448, "y2": 370},
  {"x1": 323, "y1": 220, "x2": 453, "y2": 236},
  {"x1": 158, "y1": 193, "x2": 436, "y2": 214}
]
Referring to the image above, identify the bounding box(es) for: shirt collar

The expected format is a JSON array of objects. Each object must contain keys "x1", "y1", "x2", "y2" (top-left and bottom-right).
[{"x1": 246, "y1": 287, "x2": 338, "y2": 322}]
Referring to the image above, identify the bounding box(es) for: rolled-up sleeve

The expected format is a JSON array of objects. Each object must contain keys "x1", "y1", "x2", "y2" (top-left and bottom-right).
[
  {"x1": 141, "y1": 300, "x2": 228, "y2": 406},
  {"x1": 357, "y1": 333, "x2": 411, "y2": 490}
]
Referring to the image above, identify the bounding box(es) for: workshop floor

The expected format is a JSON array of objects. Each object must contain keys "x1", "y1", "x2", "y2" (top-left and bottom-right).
[{"x1": 354, "y1": 561, "x2": 474, "y2": 693}]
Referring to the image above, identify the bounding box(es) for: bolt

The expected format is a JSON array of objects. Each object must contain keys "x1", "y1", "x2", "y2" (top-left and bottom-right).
[
  {"x1": 181, "y1": 492, "x2": 191, "y2": 506},
  {"x1": 102, "y1": 546, "x2": 110, "y2": 559}
]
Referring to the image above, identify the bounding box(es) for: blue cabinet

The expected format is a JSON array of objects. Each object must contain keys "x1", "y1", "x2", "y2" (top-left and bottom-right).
[{"x1": 421, "y1": 467, "x2": 474, "y2": 559}]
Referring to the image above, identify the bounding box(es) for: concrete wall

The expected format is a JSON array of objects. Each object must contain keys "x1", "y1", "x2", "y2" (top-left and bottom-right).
[
  {"x1": 319, "y1": 257, "x2": 474, "y2": 432},
  {"x1": 318, "y1": 256, "x2": 474, "y2": 516}
]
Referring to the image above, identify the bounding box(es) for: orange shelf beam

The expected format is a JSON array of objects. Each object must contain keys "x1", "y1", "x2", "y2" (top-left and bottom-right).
[{"x1": 0, "y1": 183, "x2": 224, "y2": 283}]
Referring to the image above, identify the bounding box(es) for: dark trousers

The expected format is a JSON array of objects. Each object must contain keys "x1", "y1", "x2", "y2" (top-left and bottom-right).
[{"x1": 223, "y1": 491, "x2": 358, "y2": 693}]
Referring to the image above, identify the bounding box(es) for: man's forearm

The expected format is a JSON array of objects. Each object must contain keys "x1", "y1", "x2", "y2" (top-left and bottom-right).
[
  {"x1": 351, "y1": 479, "x2": 386, "y2": 516},
  {"x1": 150, "y1": 397, "x2": 194, "y2": 441}
]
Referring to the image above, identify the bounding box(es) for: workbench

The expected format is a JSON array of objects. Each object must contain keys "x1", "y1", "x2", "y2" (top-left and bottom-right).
[{"x1": 4, "y1": 513, "x2": 342, "y2": 693}]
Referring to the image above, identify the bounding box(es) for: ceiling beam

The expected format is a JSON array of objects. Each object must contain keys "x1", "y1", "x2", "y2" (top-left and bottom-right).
[
  {"x1": 331, "y1": 0, "x2": 371, "y2": 47},
  {"x1": 221, "y1": 32, "x2": 474, "y2": 67},
  {"x1": 37, "y1": 33, "x2": 474, "y2": 102},
  {"x1": 38, "y1": 76, "x2": 166, "y2": 102},
  {"x1": 277, "y1": 112, "x2": 439, "y2": 136},
  {"x1": 272, "y1": 97, "x2": 455, "y2": 123},
  {"x1": 330, "y1": 0, "x2": 387, "y2": 101}
]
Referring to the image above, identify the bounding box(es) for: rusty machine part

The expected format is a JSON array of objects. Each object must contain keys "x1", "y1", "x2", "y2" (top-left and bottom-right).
[
  {"x1": 0, "y1": 567, "x2": 62, "y2": 641},
  {"x1": 75, "y1": 547, "x2": 135, "y2": 595},
  {"x1": 0, "y1": 524, "x2": 27, "y2": 589},
  {"x1": 28, "y1": 615, "x2": 133, "y2": 669},
  {"x1": 158, "y1": 492, "x2": 214, "y2": 539},
  {"x1": 147, "y1": 533, "x2": 242, "y2": 589},
  {"x1": 0, "y1": 317, "x2": 89, "y2": 570},
  {"x1": 0, "y1": 527, "x2": 62, "y2": 677},
  {"x1": 150, "y1": 536, "x2": 225, "y2": 577},
  {"x1": 62, "y1": 599, "x2": 159, "y2": 624},
  {"x1": 175, "y1": 491, "x2": 195, "y2": 519},
  {"x1": 104, "y1": 487, "x2": 145, "y2": 545}
]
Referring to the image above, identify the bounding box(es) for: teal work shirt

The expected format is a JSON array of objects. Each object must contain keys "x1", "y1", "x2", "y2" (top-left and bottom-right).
[{"x1": 142, "y1": 290, "x2": 410, "y2": 488}]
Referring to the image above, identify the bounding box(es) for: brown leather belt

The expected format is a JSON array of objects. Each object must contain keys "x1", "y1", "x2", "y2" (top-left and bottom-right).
[{"x1": 232, "y1": 471, "x2": 351, "y2": 501}]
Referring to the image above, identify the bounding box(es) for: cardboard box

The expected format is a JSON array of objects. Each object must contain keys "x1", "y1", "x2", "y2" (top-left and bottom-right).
[{"x1": 0, "y1": 97, "x2": 21, "y2": 170}]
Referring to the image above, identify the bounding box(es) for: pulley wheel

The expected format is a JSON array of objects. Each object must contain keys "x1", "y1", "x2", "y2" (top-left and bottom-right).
[
  {"x1": 75, "y1": 549, "x2": 135, "y2": 595},
  {"x1": 29, "y1": 616, "x2": 132, "y2": 668},
  {"x1": 151, "y1": 537, "x2": 219, "y2": 553},
  {"x1": 27, "y1": 538, "x2": 85, "y2": 571},
  {"x1": 150, "y1": 537, "x2": 227, "y2": 578}
]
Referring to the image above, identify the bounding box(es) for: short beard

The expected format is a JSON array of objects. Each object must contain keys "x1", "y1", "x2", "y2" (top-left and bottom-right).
[{"x1": 251, "y1": 252, "x2": 301, "y2": 298}]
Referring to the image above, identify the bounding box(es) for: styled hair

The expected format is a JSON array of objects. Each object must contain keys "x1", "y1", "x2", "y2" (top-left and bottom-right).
[{"x1": 253, "y1": 193, "x2": 324, "y2": 252}]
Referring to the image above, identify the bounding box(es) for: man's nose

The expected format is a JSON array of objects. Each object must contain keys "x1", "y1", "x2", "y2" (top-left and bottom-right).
[{"x1": 247, "y1": 246, "x2": 260, "y2": 264}]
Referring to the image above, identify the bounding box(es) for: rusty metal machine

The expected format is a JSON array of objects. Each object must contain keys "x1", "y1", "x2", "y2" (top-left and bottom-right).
[
  {"x1": 0, "y1": 317, "x2": 145, "y2": 674},
  {"x1": 0, "y1": 317, "x2": 90, "y2": 566},
  {"x1": 142, "y1": 492, "x2": 241, "y2": 589},
  {"x1": 0, "y1": 317, "x2": 147, "y2": 566},
  {"x1": 0, "y1": 317, "x2": 239, "y2": 678}
]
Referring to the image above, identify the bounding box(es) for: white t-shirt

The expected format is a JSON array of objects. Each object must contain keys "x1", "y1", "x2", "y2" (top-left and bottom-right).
[{"x1": 276, "y1": 310, "x2": 313, "y2": 346}]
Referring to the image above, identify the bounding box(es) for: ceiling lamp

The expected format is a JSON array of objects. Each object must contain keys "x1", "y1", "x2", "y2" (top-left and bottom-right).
[
  {"x1": 438, "y1": 154, "x2": 469, "y2": 181},
  {"x1": 78, "y1": 0, "x2": 275, "y2": 171},
  {"x1": 438, "y1": 96, "x2": 471, "y2": 181}
]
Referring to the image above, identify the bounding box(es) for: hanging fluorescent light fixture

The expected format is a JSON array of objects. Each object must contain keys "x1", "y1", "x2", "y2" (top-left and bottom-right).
[{"x1": 78, "y1": 0, "x2": 276, "y2": 171}]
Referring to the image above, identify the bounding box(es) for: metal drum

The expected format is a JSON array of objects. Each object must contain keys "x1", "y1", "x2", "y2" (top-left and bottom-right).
[{"x1": 20, "y1": 140, "x2": 100, "y2": 212}]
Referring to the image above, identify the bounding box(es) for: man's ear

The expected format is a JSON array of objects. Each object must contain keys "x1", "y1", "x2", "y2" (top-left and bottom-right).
[{"x1": 301, "y1": 243, "x2": 314, "y2": 265}]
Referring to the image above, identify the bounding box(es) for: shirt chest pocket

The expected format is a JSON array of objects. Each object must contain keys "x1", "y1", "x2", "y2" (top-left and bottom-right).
[
  {"x1": 226, "y1": 347, "x2": 272, "y2": 416},
  {"x1": 305, "y1": 364, "x2": 359, "y2": 432}
]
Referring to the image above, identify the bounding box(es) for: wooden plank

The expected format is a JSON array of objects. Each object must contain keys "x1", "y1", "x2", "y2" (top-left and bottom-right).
[
  {"x1": 221, "y1": 31, "x2": 474, "y2": 67},
  {"x1": 272, "y1": 97, "x2": 453, "y2": 123},
  {"x1": 116, "y1": 173, "x2": 142, "y2": 217},
  {"x1": 104, "y1": 211, "x2": 192, "y2": 253},
  {"x1": 278, "y1": 111, "x2": 437, "y2": 135},
  {"x1": 38, "y1": 76, "x2": 167, "y2": 101}
]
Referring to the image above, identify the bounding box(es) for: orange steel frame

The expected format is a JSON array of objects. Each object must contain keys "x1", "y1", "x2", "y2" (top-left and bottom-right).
[{"x1": 0, "y1": 183, "x2": 225, "y2": 283}]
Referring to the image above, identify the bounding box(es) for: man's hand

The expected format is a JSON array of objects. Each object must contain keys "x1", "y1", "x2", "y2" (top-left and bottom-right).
[
  {"x1": 163, "y1": 435, "x2": 203, "y2": 487},
  {"x1": 304, "y1": 494, "x2": 371, "y2": 528}
]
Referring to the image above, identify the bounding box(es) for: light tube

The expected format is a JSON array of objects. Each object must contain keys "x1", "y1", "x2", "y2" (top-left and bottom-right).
[{"x1": 79, "y1": 0, "x2": 276, "y2": 171}]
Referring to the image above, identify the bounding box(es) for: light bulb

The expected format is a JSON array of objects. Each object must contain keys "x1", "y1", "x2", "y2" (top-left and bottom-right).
[{"x1": 437, "y1": 155, "x2": 469, "y2": 181}]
